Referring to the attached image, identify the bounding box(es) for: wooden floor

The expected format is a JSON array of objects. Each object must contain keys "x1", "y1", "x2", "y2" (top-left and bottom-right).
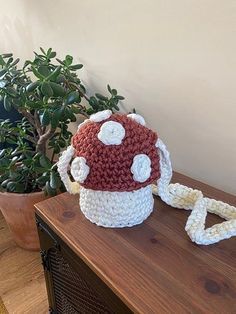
[{"x1": 0, "y1": 211, "x2": 48, "y2": 314}]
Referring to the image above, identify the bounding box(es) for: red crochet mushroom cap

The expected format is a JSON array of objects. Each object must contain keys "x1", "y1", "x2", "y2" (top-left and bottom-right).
[{"x1": 71, "y1": 114, "x2": 160, "y2": 192}]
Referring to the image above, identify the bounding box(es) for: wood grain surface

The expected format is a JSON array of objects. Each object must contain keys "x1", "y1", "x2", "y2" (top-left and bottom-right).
[
  {"x1": 35, "y1": 172, "x2": 236, "y2": 314},
  {"x1": 0, "y1": 211, "x2": 48, "y2": 314}
]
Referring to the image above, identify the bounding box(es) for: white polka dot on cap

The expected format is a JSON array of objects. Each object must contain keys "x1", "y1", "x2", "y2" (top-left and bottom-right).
[
  {"x1": 97, "y1": 121, "x2": 126, "y2": 145},
  {"x1": 127, "y1": 113, "x2": 146, "y2": 126},
  {"x1": 90, "y1": 110, "x2": 112, "y2": 122},
  {"x1": 71, "y1": 156, "x2": 90, "y2": 183},
  {"x1": 131, "y1": 154, "x2": 152, "y2": 182}
]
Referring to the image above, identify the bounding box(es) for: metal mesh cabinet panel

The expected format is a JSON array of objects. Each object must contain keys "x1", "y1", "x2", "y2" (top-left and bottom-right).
[
  {"x1": 36, "y1": 215, "x2": 132, "y2": 314},
  {"x1": 49, "y1": 248, "x2": 113, "y2": 313}
]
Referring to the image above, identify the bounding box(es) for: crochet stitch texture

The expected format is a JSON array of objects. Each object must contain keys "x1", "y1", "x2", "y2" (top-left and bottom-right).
[{"x1": 71, "y1": 113, "x2": 160, "y2": 192}]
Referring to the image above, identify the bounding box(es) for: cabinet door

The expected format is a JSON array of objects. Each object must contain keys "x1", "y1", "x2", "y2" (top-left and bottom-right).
[{"x1": 36, "y1": 215, "x2": 132, "y2": 314}]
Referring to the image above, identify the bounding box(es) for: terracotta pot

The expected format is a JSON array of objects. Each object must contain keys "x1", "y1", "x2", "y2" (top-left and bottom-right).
[{"x1": 0, "y1": 190, "x2": 48, "y2": 250}]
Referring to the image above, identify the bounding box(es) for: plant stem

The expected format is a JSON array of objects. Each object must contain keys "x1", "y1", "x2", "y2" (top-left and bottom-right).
[
  {"x1": 77, "y1": 86, "x2": 90, "y2": 101},
  {"x1": 34, "y1": 111, "x2": 42, "y2": 136},
  {"x1": 67, "y1": 81, "x2": 90, "y2": 101},
  {"x1": 36, "y1": 125, "x2": 56, "y2": 154},
  {"x1": 76, "y1": 104, "x2": 90, "y2": 118},
  {"x1": 18, "y1": 108, "x2": 36, "y2": 128},
  {"x1": 51, "y1": 150, "x2": 55, "y2": 163}
]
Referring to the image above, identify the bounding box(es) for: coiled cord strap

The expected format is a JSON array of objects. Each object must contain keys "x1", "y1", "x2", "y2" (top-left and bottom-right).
[
  {"x1": 57, "y1": 146, "x2": 80, "y2": 195},
  {"x1": 155, "y1": 139, "x2": 236, "y2": 245}
]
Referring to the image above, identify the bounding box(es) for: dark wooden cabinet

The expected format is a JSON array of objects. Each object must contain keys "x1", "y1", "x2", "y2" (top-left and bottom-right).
[
  {"x1": 36, "y1": 216, "x2": 131, "y2": 313},
  {"x1": 35, "y1": 172, "x2": 236, "y2": 314}
]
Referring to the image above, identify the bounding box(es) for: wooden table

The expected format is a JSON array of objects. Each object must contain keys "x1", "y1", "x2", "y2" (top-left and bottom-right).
[{"x1": 35, "y1": 172, "x2": 236, "y2": 314}]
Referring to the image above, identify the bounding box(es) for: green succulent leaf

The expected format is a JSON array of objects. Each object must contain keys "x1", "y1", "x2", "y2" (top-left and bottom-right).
[
  {"x1": 65, "y1": 91, "x2": 80, "y2": 104},
  {"x1": 31, "y1": 66, "x2": 45, "y2": 80},
  {"x1": 53, "y1": 106, "x2": 65, "y2": 120},
  {"x1": 46, "y1": 66, "x2": 61, "y2": 81},
  {"x1": 56, "y1": 74, "x2": 66, "y2": 83},
  {"x1": 51, "y1": 115, "x2": 59, "y2": 129},
  {"x1": 50, "y1": 171, "x2": 61, "y2": 189},
  {"x1": 56, "y1": 58, "x2": 65, "y2": 66},
  {"x1": 38, "y1": 65, "x2": 51, "y2": 77},
  {"x1": 6, "y1": 57, "x2": 13, "y2": 65},
  {"x1": 10, "y1": 58, "x2": 20, "y2": 67},
  {"x1": 41, "y1": 81, "x2": 53, "y2": 97},
  {"x1": 113, "y1": 104, "x2": 119, "y2": 110},
  {"x1": 1, "y1": 179, "x2": 11, "y2": 188},
  {"x1": 40, "y1": 47, "x2": 46, "y2": 55},
  {"x1": 71, "y1": 105, "x2": 81, "y2": 114},
  {"x1": 49, "y1": 82, "x2": 65, "y2": 97},
  {"x1": 13, "y1": 182, "x2": 25, "y2": 193},
  {"x1": 69, "y1": 113, "x2": 76, "y2": 122},
  {"x1": 0, "y1": 80, "x2": 7, "y2": 88},
  {"x1": 7, "y1": 87, "x2": 17, "y2": 97},
  {"x1": 2, "y1": 53, "x2": 13, "y2": 58},
  {"x1": 53, "y1": 144, "x2": 60, "y2": 154},
  {"x1": 40, "y1": 109, "x2": 51, "y2": 126},
  {"x1": 116, "y1": 95, "x2": 125, "y2": 100},
  {"x1": 107, "y1": 84, "x2": 112, "y2": 94},
  {"x1": 0, "y1": 69, "x2": 7, "y2": 78},
  {"x1": 45, "y1": 181, "x2": 57, "y2": 196},
  {"x1": 36, "y1": 175, "x2": 48, "y2": 186},
  {"x1": 58, "y1": 138, "x2": 66, "y2": 148},
  {"x1": 47, "y1": 48, "x2": 52, "y2": 56},
  {"x1": 69, "y1": 64, "x2": 83, "y2": 70},
  {"x1": 86, "y1": 108, "x2": 95, "y2": 115},
  {"x1": 48, "y1": 51, "x2": 56, "y2": 58},
  {"x1": 6, "y1": 138, "x2": 16, "y2": 144},
  {"x1": 6, "y1": 181, "x2": 16, "y2": 192},
  {"x1": 0, "y1": 55, "x2": 6, "y2": 66},
  {"x1": 95, "y1": 93, "x2": 108, "y2": 101},
  {"x1": 65, "y1": 55, "x2": 73, "y2": 66},
  {"x1": 79, "y1": 84, "x2": 86, "y2": 93},
  {"x1": 89, "y1": 96, "x2": 98, "y2": 109},
  {"x1": 39, "y1": 154, "x2": 52, "y2": 169},
  {"x1": 23, "y1": 60, "x2": 32, "y2": 69},
  {"x1": 3, "y1": 95, "x2": 12, "y2": 111},
  {"x1": 26, "y1": 81, "x2": 40, "y2": 92},
  {"x1": 0, "y1": 149, "x2": 6, "y2": 158}
]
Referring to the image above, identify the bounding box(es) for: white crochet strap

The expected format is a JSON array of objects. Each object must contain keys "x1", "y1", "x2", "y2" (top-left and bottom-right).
[
  {"x1": 155, "y1": 138, "x2": 236, "y2": 245},
  {"x1": 57, "y1": 145, "x2": 80, "y2": 195}
]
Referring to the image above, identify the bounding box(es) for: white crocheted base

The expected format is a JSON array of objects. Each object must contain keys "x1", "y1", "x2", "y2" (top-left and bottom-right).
[{"x1": 79, "y1": 185, "x2": 154, "y2": 227}]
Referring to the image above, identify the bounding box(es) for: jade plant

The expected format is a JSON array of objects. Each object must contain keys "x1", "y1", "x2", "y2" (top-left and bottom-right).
[{"x1": 0, "y1": 48, "x2": 124, "y2": 195}]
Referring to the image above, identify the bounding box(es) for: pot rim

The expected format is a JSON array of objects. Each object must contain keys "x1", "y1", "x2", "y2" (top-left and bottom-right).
[{"x1": 0, "y1": 190, "x2": 45, "y2": 197}]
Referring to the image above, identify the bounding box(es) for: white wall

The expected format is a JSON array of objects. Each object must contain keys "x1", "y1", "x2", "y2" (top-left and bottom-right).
[{"x1": 1, "y1": 0, "x2": 235, "y2": 194}]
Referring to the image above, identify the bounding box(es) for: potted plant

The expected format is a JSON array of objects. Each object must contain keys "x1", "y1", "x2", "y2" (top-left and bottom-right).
[{"x1": 0, "y1": 48, "x2": 124, "y2": 250}]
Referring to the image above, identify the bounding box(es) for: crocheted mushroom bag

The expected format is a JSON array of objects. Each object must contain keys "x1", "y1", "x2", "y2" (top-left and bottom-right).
[{"x1": 58, "y1": 110, "x2": 236, "y2": 245}]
